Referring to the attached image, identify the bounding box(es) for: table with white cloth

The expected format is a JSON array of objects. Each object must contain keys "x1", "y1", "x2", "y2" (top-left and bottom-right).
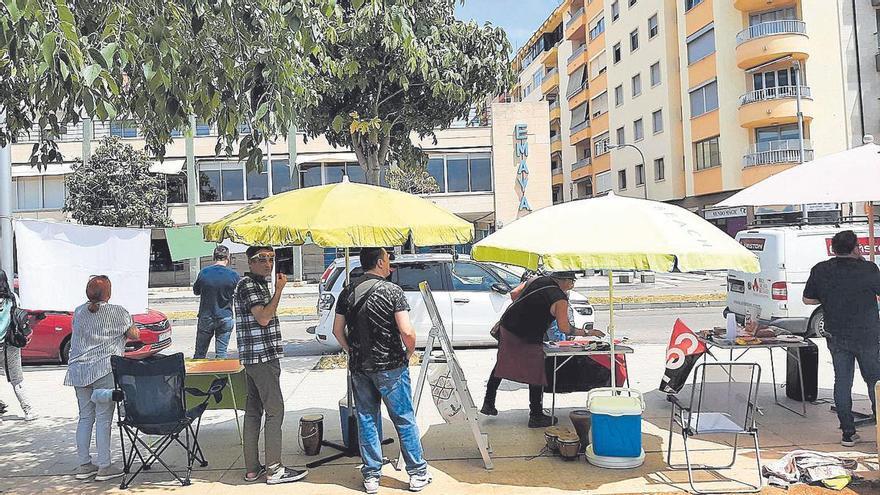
[
  {"x1": 697, "y1": 335, "x2": 811, "y2": 417},
  {"x1": 543, "y1": 343, "x2": 634, "y2": 419}
]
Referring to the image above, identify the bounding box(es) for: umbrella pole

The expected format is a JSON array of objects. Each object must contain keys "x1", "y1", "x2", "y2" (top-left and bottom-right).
[
  {"x1": 608, "y1": 270, "x2": 616, "y2": 391},
  {"x1": 869, "y1": 203, "x2": 876, "y2": 263}
]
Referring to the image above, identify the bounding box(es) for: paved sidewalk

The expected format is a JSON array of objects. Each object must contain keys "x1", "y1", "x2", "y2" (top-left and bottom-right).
[{"x1": 1, "y1": 344, "x2": 877, "y2": 494}]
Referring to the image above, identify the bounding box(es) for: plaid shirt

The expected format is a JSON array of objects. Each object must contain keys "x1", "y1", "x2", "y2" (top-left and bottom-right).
[{"x1": 234, "y1": 273, "x2": 282, "y2": 365}]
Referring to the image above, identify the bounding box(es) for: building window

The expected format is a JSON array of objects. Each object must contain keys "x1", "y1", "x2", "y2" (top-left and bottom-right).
[
  {"x1": 648, "y1": 14, "x2": 659, "y2": 38},
  {"x1": 613, "y1": 43, "x2": 622, "y2": 64},
  {"x1": 635, "y1": 164, "x2": 645, "y2": 186},
  {"x1": 532, "y1": 70, "x2": 543, "y2": 90},
  {"x1": 685, "y1": 0, "x2": 704, "y2": 11},
  {"x1": 755, "y1": 123, "x2": 802, "y2": 150},
  {"x1": 166, "y1": 172, "x2": 187, "y2": 204},
  {"x1": 596, "y1": 171, "x2": 612, "y2": 193},
  {"x1": 272, "y1": 159, "x2": 294, "y2": 194},
  {"x1": 633, "y1": 118, "x2": 644, "y2": 141},
  {"x1": 616, "y1": 127, "x2": 626, "y2": 146},
  {"x1": 299, "y1": 162, "x2": 322, "y2": 188},
  {"x1": 469, "y1": 156, "x2": 492, "y2": 192},
  {"x1": 650, "y1": 62, "x2": 661, "y2": 86},
  {"x1": 195, "y1": 121, "x2": 211, "y2": 136},
  {"x1": 427, "y1": 157, "x2": 446, "y2": 193},
  {"x1": 12, "y1": 176, "x2": 66, "y2": 211},
  {"x1": 695, "y1": 136, "x2": 721, "y2": 170},
  {"x1": 589, "y1": 17, "x2": 605, "y2": 40},
  {"x1": 425, "y1": 155, "x2": 493, "y2": 194},
  {"x1": 654, "y1": 157, "x2": 665, "y2": 181},
  {"x1": 615, "y1": 85, "x2": 624, "y2": 106},
  {"x1": 109, "y1": 120, "x2": 138, "y2": 138},
  {"x1": 589, "y1": 50, "x2": 607, "y2": 79},
  {"x1": 632, "y1": 73, "x2": 642, "y2": 97},
  {"x1": 686, "y1": 25, "x2": 715, "y2": 65},
  {"x1": 552, "y1": 186, "x2": 563, "y2": 205},
  {"x1": 198, "y1": 161, "x2": 245, "y2": 202},
  {"x1": 618, "y1": 169, "x2": 627, "y2": 190},
  {"x1": 246, "y1": 167, "x2": 269, "y2": 200},
  {"x1": 611, "y1": 1, "x2": 620, "y2": 21},
  {"x1": 590, "y1": 91, "x2": 609, "y2": 117},
  {"x1": 689, "y1": 80, "x2": 719, "y2": 117},
  {"x1": 630, "y1": 29, "x2": 639, "y2": 52},
  {"x1": 594, "y1": 132, "x2": 610, "y2": 156},
  {"x1": 652, "y1": 109, "x2": 663, "y2": 134}
]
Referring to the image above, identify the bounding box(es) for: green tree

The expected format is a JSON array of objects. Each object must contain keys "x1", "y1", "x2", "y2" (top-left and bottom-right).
[
  {"x1": 64, "y1": 137, "x2": 172, "y2": 227},
  {"x1": 386, "y1": 161, "x2": 439, "y2": 195},
  {"x1": 0, "y1": 0, "x2": 337, "y2": 169},
  {"x1": 302, "y1": 0, "x2": 513, "y2": 184}
]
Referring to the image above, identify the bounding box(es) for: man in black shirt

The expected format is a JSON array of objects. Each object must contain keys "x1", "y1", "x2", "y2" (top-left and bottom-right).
[
  {"x1": 332, "y1": 248, "x2": 431, "y2": 494},
  {"x1": 804, "y1": 230, "x2": 880, "y2": 447}
]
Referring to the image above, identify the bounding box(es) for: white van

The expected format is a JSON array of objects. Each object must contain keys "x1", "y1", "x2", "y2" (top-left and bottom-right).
[{"x1": 726, "y1": 223, "x2": 880, "y2": 336}]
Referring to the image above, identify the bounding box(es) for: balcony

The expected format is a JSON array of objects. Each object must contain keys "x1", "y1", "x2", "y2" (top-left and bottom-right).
[
  {"x1": 551, "y1": 133, "x2": 562, "y2": 153},
  {"x1": 567, "y1": 44, "x2": 588, "y2": 74},
  {"x1": 570, "y1": 120, "x2": 591, "y2": 145},
  {"x1": 549, "y1": 100, "x2": 561, "y2": 121},
  {"x1": 541, "y1": 45, "x2": 559, "y2": 67},
  {"x1": 743, "y1": 139, "x2": 814, "y2": 167},
  {"x1": 735, "y1": 20, "x2": 808, "y2": 69},
  {"x1": 734, "y1": 0, "x2": 798, "y2": 11},
  {"x1": 572, "y1": 156, "x2": 592, "y2": 171},
  {"x1": 738, "y1": 85, "x2": 814, "y2": 127},
  {"x1": 541, "y1": 68, "x2": 560, "y2": 94},
  {"x1": 565, "y1": 7, "x2": 586, "y2": 40}
]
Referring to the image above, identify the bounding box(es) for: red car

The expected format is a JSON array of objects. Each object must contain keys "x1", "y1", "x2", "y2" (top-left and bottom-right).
[{"x1": 21, "y1": 309, "x2": 173, "y2": 364}]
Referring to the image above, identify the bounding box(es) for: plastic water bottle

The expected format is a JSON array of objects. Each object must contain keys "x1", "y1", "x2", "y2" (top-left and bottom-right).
[{"x1": 726, "y1": 312, "x2": 737, "y2": 342}]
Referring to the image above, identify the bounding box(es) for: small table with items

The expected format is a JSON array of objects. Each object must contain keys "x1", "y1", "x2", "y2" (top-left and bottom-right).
[
  {"x1": 543, "y1": 342, "x2": 634, "y2": 419},
  {"x1": 184, "y1": 359, "x2": 247, "y2": 443},
  {"x1": 697, "y1": 332, "x2": 812, "y2": 417}
]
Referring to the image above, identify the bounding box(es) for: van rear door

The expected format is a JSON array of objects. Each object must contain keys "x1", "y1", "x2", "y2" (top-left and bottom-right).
[{"x1": 727, "y1": 231, "x2": 786, "y2": 322}]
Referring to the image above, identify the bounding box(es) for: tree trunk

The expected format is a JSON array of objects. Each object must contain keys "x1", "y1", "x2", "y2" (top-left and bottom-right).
[{"x1": 351, "y1": 133, "x2": 389, "y2": 186}]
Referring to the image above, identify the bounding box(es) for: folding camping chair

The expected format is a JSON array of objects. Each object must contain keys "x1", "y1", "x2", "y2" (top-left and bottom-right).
[
  {"x1": 111, "y1": 353, "x2": 227, "y2": 489},
  {"x1": 666, "y1": 362, "x2": 763, "y2": 494}
]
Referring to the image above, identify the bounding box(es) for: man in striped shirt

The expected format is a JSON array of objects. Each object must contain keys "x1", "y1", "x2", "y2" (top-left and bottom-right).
[{"x1": 234, "y1": 246, "x2": 307, "y2": 485}]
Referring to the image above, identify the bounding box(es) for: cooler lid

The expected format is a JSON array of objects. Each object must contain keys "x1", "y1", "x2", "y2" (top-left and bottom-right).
[{"x1": 588, "y1": 396, "x2": 643, "y2": 415}]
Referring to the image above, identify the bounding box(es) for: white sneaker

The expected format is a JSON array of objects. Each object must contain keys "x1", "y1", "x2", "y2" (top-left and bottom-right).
[
  {"x1": 364, "y1": 477, "x2": 380, "y2": 494},
  {"x1": 409, "y1": 472, "x2": 432, "y2": 492},
  {"x1": 75, "y1": 463, "x2": 99, "y2": 480},
  {"x1": 95, "y1": 464, "x2": 124, "y2": 481},
  {"x1": 22, "y1": 408, "x2": 38, "y2": 422}
]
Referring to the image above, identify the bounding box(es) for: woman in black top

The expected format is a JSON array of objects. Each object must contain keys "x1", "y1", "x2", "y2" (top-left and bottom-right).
[{"x1": 480, "y1": 271, "x2": 604, "y2": 428}]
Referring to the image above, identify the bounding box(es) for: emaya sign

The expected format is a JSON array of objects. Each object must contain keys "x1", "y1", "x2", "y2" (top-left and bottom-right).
[{"x1": 514, "y1": 124, "x2": 531, "y2": 212}]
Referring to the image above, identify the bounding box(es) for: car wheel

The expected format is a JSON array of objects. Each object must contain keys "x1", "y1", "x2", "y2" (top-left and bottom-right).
[
  {"x1": 809, "y1": 309, "x2": 826, "y2": 338},
  {"x1": 60, "y1": 338, "x2": 71, "y2": 364}
]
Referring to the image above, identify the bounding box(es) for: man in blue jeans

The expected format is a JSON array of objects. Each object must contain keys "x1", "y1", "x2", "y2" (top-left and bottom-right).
[
  {"x1": 332, "y1": 247, "x2": 431, "y2": 494},
  {"x1": 804, "y1": 230, "x2": 880, "y2": 447},
  {"x1": 193, "y1": 245, "x2": 240, "y2": 359}
]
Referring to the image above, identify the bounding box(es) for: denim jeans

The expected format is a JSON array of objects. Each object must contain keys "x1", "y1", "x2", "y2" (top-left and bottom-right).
[
  {"x1": 74, "y1": 373, "x2": 115, "y2": 468},
  {"x1": 351, "y1": 366, "x2": 427, "y2": 480},
  {"x1": 826, "y1": 334, "x2": 880, "y2": 435},
  {"x1": 193, "y1": 315, "x2": 234, "y2": 359}
]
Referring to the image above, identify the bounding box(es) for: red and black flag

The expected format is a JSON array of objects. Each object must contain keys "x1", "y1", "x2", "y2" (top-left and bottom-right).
[{"x1": 660, "y1": 319, "x2": 709, "y2": 394}]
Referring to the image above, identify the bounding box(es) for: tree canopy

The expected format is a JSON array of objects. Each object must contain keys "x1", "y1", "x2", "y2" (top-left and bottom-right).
[
  {"x1": 299, "y1": 0, "x2": 513, "y2": 184},
  {"x1": 1, "y1": 0, "x2": 336, "y2": 169},
  {"x1": 64, "y1": 137, "x2": 172, "y2": 227}
]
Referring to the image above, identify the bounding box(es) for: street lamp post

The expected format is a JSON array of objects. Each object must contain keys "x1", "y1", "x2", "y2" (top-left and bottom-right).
[{"x1": 608, "y1": 143, "x2": 647, "y2": 200}]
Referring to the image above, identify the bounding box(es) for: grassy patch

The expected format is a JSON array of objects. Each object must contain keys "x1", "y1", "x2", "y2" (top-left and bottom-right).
[
  {"x1": 314, "y1": 352, "x2": 423, "y2": 370},
  {"x1": 164, "y1": 306, "x2": 317, "y2": 320},
  {"x1": 586, "y1": 293, "x2": 725, "y2": 304}
]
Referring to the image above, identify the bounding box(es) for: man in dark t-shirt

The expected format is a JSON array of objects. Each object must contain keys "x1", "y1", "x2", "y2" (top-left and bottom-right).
[
  {"x1": 803, "y1": 230, "x2": 880, "y2": 447},
  {"x1": 332, "y1": 248, "x2": 431, "y2": 494}
]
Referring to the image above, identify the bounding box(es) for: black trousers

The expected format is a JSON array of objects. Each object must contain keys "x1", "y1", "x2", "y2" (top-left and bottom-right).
[{"x1": 483, "y1": 365, "x2": 544, "y2": 415}]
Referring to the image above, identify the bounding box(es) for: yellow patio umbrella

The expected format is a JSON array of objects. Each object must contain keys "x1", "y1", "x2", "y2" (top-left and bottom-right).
[
  {"x1": 472, "y1": 192, "x2": 760, "y2": 390},
  {"x1": 203, "y1": 177, "x2": 474, "y2": 247},
  {"x1": 203, "y1": 176, "x2": 473, "y2": 467}
]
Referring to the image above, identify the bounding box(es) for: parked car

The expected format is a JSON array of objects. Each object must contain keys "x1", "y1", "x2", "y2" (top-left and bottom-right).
[
  {"x1": 21, "y1": 308, "x2": 173, "y2": 364},
  {"x1": 726, "y1": 223, "x2": 880, "y2": 337},
  {"x1": 313, "y1": 253, "x2": 594, "y2": 350}
]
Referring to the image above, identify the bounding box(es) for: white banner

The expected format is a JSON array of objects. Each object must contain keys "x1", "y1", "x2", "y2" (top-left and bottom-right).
[{"x1": 14, "y1": 220, "x2": 150, "y2": 314}]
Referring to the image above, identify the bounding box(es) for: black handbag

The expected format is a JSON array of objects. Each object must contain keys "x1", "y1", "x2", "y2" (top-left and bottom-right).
[{"x1": 4, "y1": 300, "x2": 32, "y2": 349}]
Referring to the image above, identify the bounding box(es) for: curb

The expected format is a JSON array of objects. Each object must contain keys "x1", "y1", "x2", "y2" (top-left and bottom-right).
[{"x1": 170, "y1": 314, "x2": 321, "y2": 326}]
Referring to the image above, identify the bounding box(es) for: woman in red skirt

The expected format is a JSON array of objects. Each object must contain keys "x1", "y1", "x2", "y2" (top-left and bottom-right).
[{"x1": 481, "y1": 271, "x2": 604, "y2": 427}]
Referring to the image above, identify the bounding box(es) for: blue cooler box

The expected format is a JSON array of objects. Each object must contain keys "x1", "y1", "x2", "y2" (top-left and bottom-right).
[{"x1": 588, "y1": 395, "x2": 643, "y2": 458}]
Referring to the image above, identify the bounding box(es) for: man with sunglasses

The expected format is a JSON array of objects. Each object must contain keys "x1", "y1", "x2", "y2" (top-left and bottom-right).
[{"x1": 234, "y1": 246, "x2": 307, "y2": 485}]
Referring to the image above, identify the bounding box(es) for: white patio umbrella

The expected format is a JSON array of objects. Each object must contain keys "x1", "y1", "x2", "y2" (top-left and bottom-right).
[
  {"x1": 471, "y1": 193, "x2": 760, "y2": 391},
  {"x1": 717, "y1": 141, "x2": 880, "y2": 259}
]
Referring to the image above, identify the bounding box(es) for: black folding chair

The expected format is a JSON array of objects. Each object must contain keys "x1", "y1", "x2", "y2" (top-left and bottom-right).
[{"x1": 111, "y1": 353, "x2": 227, "y2": 489}]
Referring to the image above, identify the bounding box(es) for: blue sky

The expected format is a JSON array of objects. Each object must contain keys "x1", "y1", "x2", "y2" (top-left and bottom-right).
[{"x1": 455, "y1": 0, "x2": 562, "y2": 53}]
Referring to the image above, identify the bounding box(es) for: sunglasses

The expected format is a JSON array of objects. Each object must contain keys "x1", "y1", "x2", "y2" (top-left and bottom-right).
[{"x1": 249, "y1": 254, "x2": 276, "y2": 263}]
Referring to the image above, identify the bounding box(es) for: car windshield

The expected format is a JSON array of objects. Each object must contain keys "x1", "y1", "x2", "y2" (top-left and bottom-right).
[{"x1": 484, "y1": 264, "x2": 522, "y2": 288}]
